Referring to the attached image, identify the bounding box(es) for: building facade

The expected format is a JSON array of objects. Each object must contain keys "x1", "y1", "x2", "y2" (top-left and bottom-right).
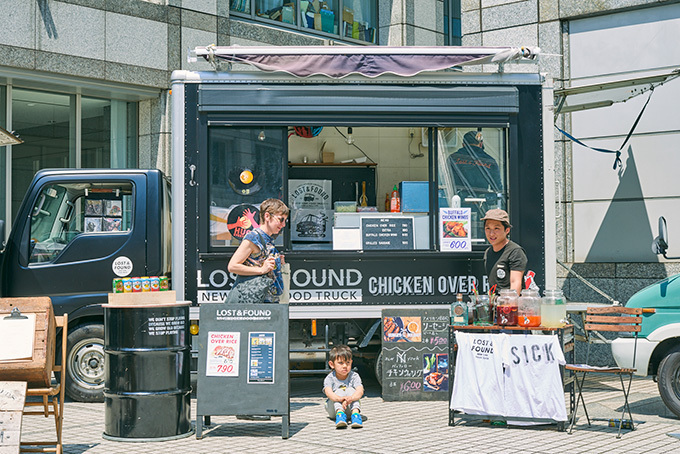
[
  {"x1": 459, "y1": 0, "x2": 680, "y2": 303},
  {"x1": 2, "y1": 0, "x2": 679, "y2": 304}
]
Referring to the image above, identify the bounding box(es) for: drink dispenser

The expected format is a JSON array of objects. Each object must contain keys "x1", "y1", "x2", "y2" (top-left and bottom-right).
[
  {"x1": 495, "y1": 289, "x2": 518, "y2": 326},
  {"x1": 541, "y1": 289, "x2": 567, "y2": 328},
  {"x1": 518, "y1": 288, "x2": 541, "y2": 327}
]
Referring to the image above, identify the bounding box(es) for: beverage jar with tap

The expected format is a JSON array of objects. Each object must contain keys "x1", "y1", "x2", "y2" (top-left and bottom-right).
[
  {"x1": 495, "y1": 289, "x2": 518, "y2": 326},
  {"x1": 518, "y1": 288, "x2": 541, "y2": 327},
  {"x1": 541, "y1": 289, "x2": 567, "y2": 328}
]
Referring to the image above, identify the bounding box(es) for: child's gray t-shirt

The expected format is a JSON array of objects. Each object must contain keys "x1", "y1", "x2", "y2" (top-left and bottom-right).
[{"x1": 323, "y1": 370, "x2": 362, "y2": 393}]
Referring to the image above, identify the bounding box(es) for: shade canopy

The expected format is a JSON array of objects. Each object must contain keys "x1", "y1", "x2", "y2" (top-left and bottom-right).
[{"x1": 191, "y1": 45, "x2": 540, "y2": 78}]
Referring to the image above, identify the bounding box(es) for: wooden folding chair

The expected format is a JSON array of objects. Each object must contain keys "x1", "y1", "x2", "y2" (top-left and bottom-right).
[
  {"x1": 20, "y1": 313, "x2": 68, "y2": 454},
  {"x1": 565, "y1": 306, "x2": 641, "y2": 438}
]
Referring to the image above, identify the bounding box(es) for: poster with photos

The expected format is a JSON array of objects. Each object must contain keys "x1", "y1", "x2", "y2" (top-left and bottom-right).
[
  {"x1": 85, "y1": 217, "x2": 102, "y2": 232},
  {"x1": 105, "y1": 200, "x2": 123, "y2": 217},
  {"x1": 103, "y1": 217, "x2": 122, "y2": 232},
  {"x1": 85, "y1": 199, "x2": 103, "y2": 216}
]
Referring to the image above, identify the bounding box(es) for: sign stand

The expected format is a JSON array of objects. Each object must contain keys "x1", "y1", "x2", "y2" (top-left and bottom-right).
[
  {"x1": 196, "y1": 303, "x2": 290, "y2": 439},
  {"x1": 381, "y1": 308, "x2": 450, "y2": 401}
]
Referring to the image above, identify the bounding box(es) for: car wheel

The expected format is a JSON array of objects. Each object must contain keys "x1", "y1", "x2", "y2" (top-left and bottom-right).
[
  {"x1": 657, "y1": 346, "x2": 680, "y2": 418},
  {"x1": 64, "y1": 324, "x2": 106, "y2": 402}
]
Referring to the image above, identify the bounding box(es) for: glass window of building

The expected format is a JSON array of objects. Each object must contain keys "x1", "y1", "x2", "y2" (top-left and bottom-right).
[
  {"x1": 444, "y1": 0, "x2": 462, "y2": 46},
  {"x1": 231, "y1": 0, "x2": 377, "y2": 44},
  {"x1": 6, "y1": 87, "x2": 138, "y2": 222}
]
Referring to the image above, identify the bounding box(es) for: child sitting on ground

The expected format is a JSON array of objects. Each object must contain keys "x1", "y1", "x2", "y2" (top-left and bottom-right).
[{"x1": 323, "y1": 345, "x2": 364, "y2": 429}]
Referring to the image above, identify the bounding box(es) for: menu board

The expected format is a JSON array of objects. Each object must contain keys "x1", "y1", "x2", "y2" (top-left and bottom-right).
[
  {"x1": 381, "y1": 308, "x2": 449, "y2": 401},
  {"x1": 361, "y1": 217, "x2": 414, "y2": 250},
  {"x1": 247, "y1": 332, "x2": 275, "y2": 384}
]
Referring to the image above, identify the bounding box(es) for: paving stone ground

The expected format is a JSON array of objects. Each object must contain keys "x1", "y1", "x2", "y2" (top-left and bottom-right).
[{"x1": 19, "y1": 375, "x2": 680, "y2": 453}]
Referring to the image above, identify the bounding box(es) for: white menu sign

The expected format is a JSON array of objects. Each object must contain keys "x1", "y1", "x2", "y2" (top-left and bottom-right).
[{"x1": 439, "y1": 208, "x2": 472, "y2": 252}]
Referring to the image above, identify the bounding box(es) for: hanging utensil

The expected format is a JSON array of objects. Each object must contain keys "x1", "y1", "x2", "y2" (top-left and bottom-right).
[
  {"x1": 360, "y1": 181, "x2": 368, "y2": 207},
  {"x1": 355, "y1": 182, "x2": 359, "y2": 204}
]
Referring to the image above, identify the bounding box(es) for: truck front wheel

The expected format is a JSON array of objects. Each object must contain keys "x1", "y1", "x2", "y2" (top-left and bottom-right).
[
  {"x1": 657, "y1": 347, "x2": 680, "y2": 418},
  {"x1": 64, "y1": 324, "x2": 106, "y2": 402}
]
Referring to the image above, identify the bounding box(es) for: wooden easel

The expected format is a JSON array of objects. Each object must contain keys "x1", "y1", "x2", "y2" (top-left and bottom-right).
[{"x1": 0, "y1": 298, "x2": 66, "y2": 454}]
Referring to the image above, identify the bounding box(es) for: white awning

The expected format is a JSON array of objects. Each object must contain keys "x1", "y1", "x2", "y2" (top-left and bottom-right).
[
  {"x1": 190, "y1": 45, "x2": 540, "y2": 78},
  {"x1": 554, "y1": 69, "x2": 680, "y2": 115}
]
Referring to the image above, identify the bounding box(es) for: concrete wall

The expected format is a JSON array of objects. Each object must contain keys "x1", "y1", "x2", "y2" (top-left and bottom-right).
[{"x1": 461, "y1": 0, "x2": 680, "y2": 304}]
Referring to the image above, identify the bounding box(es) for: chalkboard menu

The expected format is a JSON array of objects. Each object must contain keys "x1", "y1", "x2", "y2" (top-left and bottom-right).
[
  {"x1": 381, "y1": 308, "x2": 450, "y2": 401},
  {"x1": 362, "y1": 217, "x2": 414, "y2": 250}
]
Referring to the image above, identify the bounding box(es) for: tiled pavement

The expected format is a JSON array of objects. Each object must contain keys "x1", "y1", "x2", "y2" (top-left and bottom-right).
[{"x1": 19, "y1": 375, "x2": 680, "y2": 454}]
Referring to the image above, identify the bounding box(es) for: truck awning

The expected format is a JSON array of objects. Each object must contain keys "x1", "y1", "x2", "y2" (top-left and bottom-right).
[{"x1": 190, "y1": 45, "x2": 540, "y2": 78}]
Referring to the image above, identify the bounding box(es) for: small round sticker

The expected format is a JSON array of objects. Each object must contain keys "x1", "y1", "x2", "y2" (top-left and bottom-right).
[
  {"x1": 112, "y1": 256, "x2": 133, "y2": 277},
  {"x1": 496, "y1": 269, "x2": 506, "y2": 279}
]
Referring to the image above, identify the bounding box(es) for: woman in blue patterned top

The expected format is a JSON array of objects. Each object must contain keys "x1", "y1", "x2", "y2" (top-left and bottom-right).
[{"x1": 228, "y1": 199, "x2": 289, "y2": 302}]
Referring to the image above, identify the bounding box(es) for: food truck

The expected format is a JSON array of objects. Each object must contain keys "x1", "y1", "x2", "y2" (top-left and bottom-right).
[{"x1": 0, "y1": 46, "x2": 556, "y2": 401}]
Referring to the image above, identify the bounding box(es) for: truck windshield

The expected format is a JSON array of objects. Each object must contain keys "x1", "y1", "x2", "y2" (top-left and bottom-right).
[{"x1": 29, "y1": 182, "x2": 133, "y2": 263}]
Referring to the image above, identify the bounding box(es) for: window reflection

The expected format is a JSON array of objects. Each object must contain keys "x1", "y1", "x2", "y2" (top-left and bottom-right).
[{"x1": 438, "y1": 128, "x2": 507, "y2": 242}]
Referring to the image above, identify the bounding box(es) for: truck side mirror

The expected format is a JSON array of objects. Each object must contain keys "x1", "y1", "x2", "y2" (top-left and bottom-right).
[{"x1": 652, "y1": 216, "x2": 669, "y2": 257}]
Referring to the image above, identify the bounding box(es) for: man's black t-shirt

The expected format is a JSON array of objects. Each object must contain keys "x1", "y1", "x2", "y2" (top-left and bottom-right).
[{"x1": 484, "y1": 240, "x2": 528, "y2": 291}]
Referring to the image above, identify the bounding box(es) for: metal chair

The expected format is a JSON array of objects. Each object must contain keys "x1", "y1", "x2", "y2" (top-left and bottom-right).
[
  {"x1": 565, "y1": 306, "x2": 641, "y2": 438},
  {"x1": 21, "y1": 313, "x2": 68, "y2": 454}
]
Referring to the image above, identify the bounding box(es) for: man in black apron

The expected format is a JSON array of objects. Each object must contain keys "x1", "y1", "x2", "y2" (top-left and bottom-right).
[{"x1": 481, "y1": 209, "x2": 527, "y2": 295}]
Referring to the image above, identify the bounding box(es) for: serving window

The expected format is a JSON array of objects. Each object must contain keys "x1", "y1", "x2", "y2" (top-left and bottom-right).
[{"x1": 206, "y1": 125, "x2": 509, "y2": 253}]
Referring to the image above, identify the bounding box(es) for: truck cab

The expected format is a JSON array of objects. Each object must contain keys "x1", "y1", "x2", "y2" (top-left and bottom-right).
[
  {"x1": 611, "y1": 216, "x2": 680, "y2": 416},
  {"x1": 0, "y1": 169, "x2": 171, "y2": 401}
]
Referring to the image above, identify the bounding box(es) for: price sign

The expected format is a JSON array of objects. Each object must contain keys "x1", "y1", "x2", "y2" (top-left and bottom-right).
[{"x1": 440, "y1": 208, "x2": 472, "y2": 252}]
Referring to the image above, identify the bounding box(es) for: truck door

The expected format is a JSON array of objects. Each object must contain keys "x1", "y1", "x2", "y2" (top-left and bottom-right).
[{"x1": 2, "y1": 172, "x2": 148, "y2": 316}]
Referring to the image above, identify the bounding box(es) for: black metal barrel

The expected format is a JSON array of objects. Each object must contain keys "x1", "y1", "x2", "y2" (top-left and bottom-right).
[{"x1": 103, "y1": 302, "x2": 193, "y2": 441}]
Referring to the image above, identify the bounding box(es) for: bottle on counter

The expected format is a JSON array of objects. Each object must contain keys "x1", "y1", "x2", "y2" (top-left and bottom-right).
[
  {"x1": 390, "y1": 185, "x2": 400, "y2": 212},
  {"x1": 541, "y1": 289, "x2": 567, "y2": 328},
  {"x1": 451, "y1": 293, "x2": 468, "y2": 325},
  {"x1": 385, "y1": 193, "x2": 390, "y2": 212}
]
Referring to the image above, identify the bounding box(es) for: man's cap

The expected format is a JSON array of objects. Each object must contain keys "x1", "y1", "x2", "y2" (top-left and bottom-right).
[
  {"x1": 463, "y1": 130, "x2": 481, "y2": 145},
  {"x1": 481, "y1": 208, "x2": 511, "y2": 227}
]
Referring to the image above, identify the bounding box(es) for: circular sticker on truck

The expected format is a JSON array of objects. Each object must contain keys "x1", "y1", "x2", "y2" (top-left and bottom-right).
[{"x1": 112, "y1": 256, "x2": 133, "y2": 277}]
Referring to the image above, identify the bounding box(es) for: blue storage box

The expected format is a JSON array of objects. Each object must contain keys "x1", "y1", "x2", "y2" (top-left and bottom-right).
[{"x1": 400, "y1": 181, "x2": 429, "y2": 212}]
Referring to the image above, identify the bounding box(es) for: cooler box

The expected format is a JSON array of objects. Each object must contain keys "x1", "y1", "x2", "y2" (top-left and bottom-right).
[{"x1": 400, "y1": 181, "x2": 429, "y2": 212}]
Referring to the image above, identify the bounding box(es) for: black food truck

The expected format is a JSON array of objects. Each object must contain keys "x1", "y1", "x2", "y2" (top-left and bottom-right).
[{"x1": 0, "y1": 46, "x2": 556, "y2": 401}]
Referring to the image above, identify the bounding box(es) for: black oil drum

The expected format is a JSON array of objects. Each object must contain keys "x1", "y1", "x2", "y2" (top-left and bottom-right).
[{"x1": 103, "y1": 302, "x2": 193, "y2": 441}]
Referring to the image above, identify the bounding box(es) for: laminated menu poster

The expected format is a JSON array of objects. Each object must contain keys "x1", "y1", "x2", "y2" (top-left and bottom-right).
[
  {"x1": 206, "y1": 331, "x2": 240, "y2": 377},
  {"x1": 289, "y1": 180, "x2": 332, "y2": 242},
  {"x1": 247, "y1": 332, "x2": 275, "y2": 384},
  {"x1": 440, "y1": 207, "x2": 472, "y2": 252},
  {"x1": 381, "y1": 309, "x2": 449, "y2": 401}
]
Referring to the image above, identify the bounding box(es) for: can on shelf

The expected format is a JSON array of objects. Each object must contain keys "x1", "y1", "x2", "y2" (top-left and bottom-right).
[
  {"x1": 141, "y1": 276, "x2": 151, "y2": 292},
  {"x1": 132, "y1": 277, "x2": 142, "y2": 292},
  {"x1": 159, "y1": 276, "x2": 169, "y2": 291},
  {"x1": 123, "y1": 278, "x2": 133, "y2": 293},
  {"x1": 113, "y1": 278, "x2": 124, "y2": 293},
  {"x1": 150, "y1": 276, "x2": 160, "y2": 292}
]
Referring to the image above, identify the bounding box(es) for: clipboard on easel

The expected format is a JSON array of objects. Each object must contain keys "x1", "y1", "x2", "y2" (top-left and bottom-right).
[{"x1": 0, "y1": 308, "x2": 36, "y2": 361}]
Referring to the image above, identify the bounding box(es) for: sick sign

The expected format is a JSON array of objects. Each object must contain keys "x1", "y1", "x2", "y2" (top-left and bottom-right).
[{"x1": 206, "y1": 331, "x2": 240, "y2": 377}]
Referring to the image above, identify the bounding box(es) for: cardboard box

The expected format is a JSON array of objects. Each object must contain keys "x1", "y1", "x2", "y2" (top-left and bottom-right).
[
  {"x1": 400, "y1": 181, "x2": 429, "y2": 212},
  {"x1": 107, "y1": 291, "x2": 177, "y2": 306},
  {"x1": 322, "y1": 151, "x2": 335, "y2": 163}
]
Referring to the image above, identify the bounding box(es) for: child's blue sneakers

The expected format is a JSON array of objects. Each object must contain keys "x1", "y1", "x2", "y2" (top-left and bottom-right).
[
  {"x1": 335, "y1": 411, "x2": 348, "y2": 428},
  {"x1": 350, "y1": 411, "x2": 363, "y2": 428}
]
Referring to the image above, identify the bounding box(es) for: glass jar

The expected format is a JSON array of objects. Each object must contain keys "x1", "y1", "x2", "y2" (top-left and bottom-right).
[
  {"x1": 518, "y1": 288, "x2": 541, "y2": 327},
  {"x1": 474, "y1": 295, "x2": 492, "y2": 326},
  {"x1": 541, "y1": 289, "x2": 567, "y2": 328},
  {"x1": 495, "y1": 289, "x2": 518, "y2": 326}
]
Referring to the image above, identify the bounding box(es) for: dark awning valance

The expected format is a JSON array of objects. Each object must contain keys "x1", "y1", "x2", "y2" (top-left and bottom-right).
[{"x1": 191, "y1": 45, "x2": 540, "y2": 78}]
